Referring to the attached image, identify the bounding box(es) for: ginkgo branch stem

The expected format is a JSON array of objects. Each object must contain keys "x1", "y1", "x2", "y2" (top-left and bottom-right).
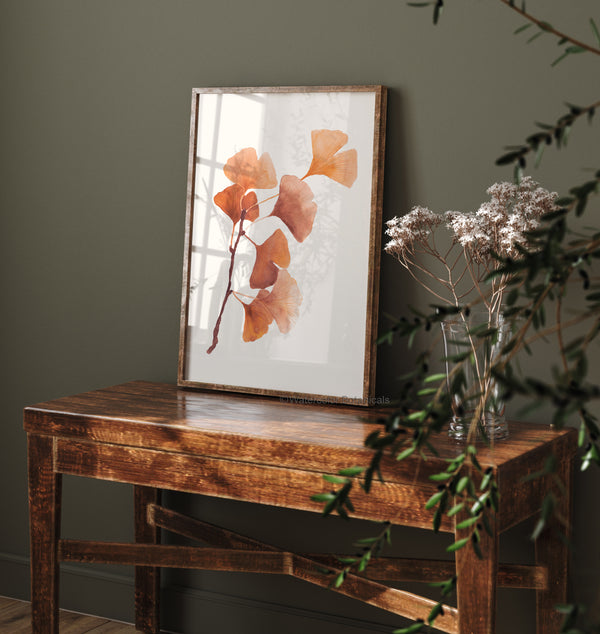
[
  {"x1": 232, "y1": 290, "x2": 255, "y2": 301},
  {"x1": 207, "y1": 210, "x2": 248, "y2": 354},
  {"x1": 245, "y1": 192, "x2": 280, "y2": 216}
]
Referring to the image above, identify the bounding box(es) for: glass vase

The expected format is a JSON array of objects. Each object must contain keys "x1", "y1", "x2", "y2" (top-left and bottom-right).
[{"x1": 441, "y1": 311, "x2": 510, "y2": 441}]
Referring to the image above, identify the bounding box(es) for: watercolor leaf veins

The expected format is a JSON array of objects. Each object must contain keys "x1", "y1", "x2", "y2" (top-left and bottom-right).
[{"x1": 206, "y1": 129, "x2": 357, "y2": 354}]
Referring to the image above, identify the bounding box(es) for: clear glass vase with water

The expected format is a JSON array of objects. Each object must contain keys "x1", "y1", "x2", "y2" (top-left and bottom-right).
[{"x1": 441, "y1": 310, "x2": 510, "y2": 441}]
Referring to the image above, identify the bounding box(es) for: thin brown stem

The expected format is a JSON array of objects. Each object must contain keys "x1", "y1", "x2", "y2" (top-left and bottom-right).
[
  {"x1": 400, "y1": 260, "x2": 456, "y2": 306},
  {"x1": 406, "y1": 254, "x2": 453, "y2": 290},
  {"x1": 556, "y1": 292, "x2": 570, "y2": 375},
  {"x1": 244, "y1": 192, "x2": 280, "y2": 216},
  {"x1": 207, "y1": 210, "x2": 248, "y2": 354},
  {"x1": 499, "y1": 0, "x2": 600, "y2": 56}
]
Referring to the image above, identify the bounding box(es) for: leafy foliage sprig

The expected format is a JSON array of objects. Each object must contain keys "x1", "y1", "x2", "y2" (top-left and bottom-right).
[{"x1": 310, "y1": 2, "x2": 600, "y2": 632}]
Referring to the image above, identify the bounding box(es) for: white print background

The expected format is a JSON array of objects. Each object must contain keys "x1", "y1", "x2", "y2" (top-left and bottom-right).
[{"x1": 185, "y1": 90, "x2": 377, "y2": 399}]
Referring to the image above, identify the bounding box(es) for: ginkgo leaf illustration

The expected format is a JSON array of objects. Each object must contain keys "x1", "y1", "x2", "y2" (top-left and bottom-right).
[
  {"x1": 214, "y1": 184, "x2": 259, "y2": 224},
  {"x1": 249, "y1": 228, "x2": 291, "y2": 289},
  {"x1": 303, "y1": 129, "x2": 358, "y2": 187},
  {"x1": 270, "y1": 175, "x2": 318, "y2": 243},
  {"x1": 223, "y1": 148, "x2": 278, "y2": 191},
  {"x1": 241, "y1": 270, "x2": 302, "y2": 342},
  {"x1": 208, "y1": 130, "x2": 356, "y2": 353}
]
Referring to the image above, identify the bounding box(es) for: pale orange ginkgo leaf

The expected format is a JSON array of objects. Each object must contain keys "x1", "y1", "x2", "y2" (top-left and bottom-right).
[
  {"x1": 241, "y1": 290, "x2": 273, "y2": 342},
  {"x1": 259, "y1": 269, "x2": 302, "y2": 334},
  {"x1": 303, "y1": 129, "x2": 357, "y2": 188},
  {"x1": 214, "y1": 184, "x2": 260, "y2": 224},
  {"x1": 223, "y1": 148, "x2": 278, "y2": 191},
  {"x1": 241, "y1": 269, "x2": 302, "y2": 342},
  {"x1": 249, "y1": 228, "x2": 291, "y2": 289},
  {"x1": 269, "y1": 175, "x2": 318, "y2": 243}
]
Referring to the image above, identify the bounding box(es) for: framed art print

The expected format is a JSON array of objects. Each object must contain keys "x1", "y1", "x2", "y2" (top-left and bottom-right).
[{"x1": 178, "y1": 86, "x2": 387, "y2": 405}]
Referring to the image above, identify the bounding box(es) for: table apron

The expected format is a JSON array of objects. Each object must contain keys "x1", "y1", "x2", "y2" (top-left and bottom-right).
[{"x1": 53, "y1": 438, "x2": 453, "y2": 532}]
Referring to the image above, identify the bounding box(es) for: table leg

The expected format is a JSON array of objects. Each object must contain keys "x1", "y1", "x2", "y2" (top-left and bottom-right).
[
  {"x1": 134, "y1": 485, "x2": 161, "y2": 633},
  {"x1": 535, "y1": 459, "x2": 573, "y2": 633},
  {"x1": 455, "y1": 513, "x2": 499, "y2": 633},
  {"x1": 28, "y1": 433, "x2": 62, "y2": 634}
]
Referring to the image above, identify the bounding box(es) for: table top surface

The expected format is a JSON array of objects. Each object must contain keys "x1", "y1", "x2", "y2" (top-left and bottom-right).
[{"x1": 24, "y1": 381, "x2": 577, "y2": 481}]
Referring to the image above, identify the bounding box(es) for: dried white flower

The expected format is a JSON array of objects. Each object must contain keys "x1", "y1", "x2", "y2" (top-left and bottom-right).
[
  {"x1": 384, "y1": 177, "x2": 558, "y2": 308},
  {"x1": 385, "y1": 206, "x2": 443, "y2": 259}
]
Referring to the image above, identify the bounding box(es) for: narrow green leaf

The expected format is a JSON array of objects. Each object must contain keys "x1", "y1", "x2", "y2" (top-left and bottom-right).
[
  {"x1": 480, "y1": 469, "x2": 493, "y2": 491},
  {"x1": 472, "y1": 534, "x2": 484, "y2": 559},
  {"x1": 433, "y1": 0, "x2": 443, "y2": 25},
  {"x1": 578, "y1": 422, "x2": 586, "y2": 448},
  {"x1": 481, "y1": 512, "x2": 494, "y2": 537},
  {"x1": 424, "y1": 373, "x2": 447, "y2": 384},
  {"x1": 470, "y1": 453, "x2": 483, "y2": 472},
  {"x1": 514, "y1": 162, "x2": 523, "y2": 183},
  {"x1": 514, "y1": 23, "x2": 532, "y2": 35},
  {"x1": 358, "y1": 552, "x2": 371, "y2": 572},
  {"x1": 322, "y1": 474, "x2": 348, "y2": 485},
  {"x1": 311, "y1": 493, "x2": 336, "y2": 503},
  {"x1": 393, "y1": 622, "x2": 425, "y2": 634},
  {"x1": 336, "y1": 557, "x2": 358, "y2": 565},
  {"x1": 429, "y1": 472, "x2": 452, "y2": 482},
  {"x1": 471, "y1": 491, "x2": 489, "y2": 515},
  {"x1": 456, "y1": 516, "x2": 479, "y2": 530},
  {"x1": 496, "y1": 149, "x2": 525, "y2": 166},
  {"x1": 337, "y1": 504, "x2": 349, "y2": 521},
  {"x1": 591, "y1": 18, "x2": 600, "y2": 46},
  {"x1": 417, "y1": 387, "x2": 438, "y2": 396},
  {"x1": 526, "y1": 30, "x2": 544, "y2": 44},
  {"x1": 447, "y1": 537, "x2": 470, "y2": 553},
  {"x1": 447, "y1": 502, "x2": 464, "y2": 517},
  {"x1": 444, "y1": 351, "x2": 471, "y2": 363},
  {"x1": 534, "y1": 141, "x2": 545, "y2": 168},
  {"x1": 425, "y1": 490, "x2": 445, "y2": 510},
  {"x1": 531, "y1": 516, "x2": 546, "y2": 541},
  {"x1": 355, "y1": 536, "x2": 379, "y2": 545},
  {"x1": 551, "y1": 51, "x2": 570, "y2": 67},
  {"x1": 428, "y1": 602, "x2": 444, "y2": 625},
  {"x1": 338, "y1": 466, "x2": 365, "y2": 477},
  {"x1": 397, "y1": 445, "x2": 416, "y2": 461}
]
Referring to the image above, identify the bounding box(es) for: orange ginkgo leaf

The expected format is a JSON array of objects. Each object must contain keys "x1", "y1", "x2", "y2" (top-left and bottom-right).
[
  {"x1": 223, "y1": 147, "x2": 278, "y2": 192},
  {"x1": 242, "y1": 291, "x2": 273, "y2": 342},
  {"x1": 241, "y1": 270, "x2": 302, "y2": 342},
  {"x1": 249, "y1": 228, "x2": 291, "y2": 289},
  {"x1": 214, "y1": 184, "x2": 259, "y2": 224},
  {"x1": 303, "y1": 129, "x2": 358, "y2": 188},
  {"x1": 270, "y1": 175, "x2": 317, "y2": 243}
]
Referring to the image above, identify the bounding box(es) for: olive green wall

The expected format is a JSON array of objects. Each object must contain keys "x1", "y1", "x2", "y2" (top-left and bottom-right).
[{"x1": 1, "y1": 1, "x2": 598, "y2": 632}]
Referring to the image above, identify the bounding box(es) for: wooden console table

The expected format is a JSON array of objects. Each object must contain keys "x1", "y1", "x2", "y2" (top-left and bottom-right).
[{"x1": 25, "y1": 381, "x2": 577, "y2": 633}]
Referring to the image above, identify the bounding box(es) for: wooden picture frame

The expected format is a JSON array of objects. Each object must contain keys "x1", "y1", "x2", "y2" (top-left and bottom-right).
[{"x1": 178, "y1": 86, "x2": 387, "y2": 405}]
